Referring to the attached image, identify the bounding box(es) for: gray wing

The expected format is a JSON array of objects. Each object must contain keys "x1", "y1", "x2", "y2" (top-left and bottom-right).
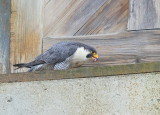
[{"x1": 36, "y1": 42, "x2": 79, "y2": 64}]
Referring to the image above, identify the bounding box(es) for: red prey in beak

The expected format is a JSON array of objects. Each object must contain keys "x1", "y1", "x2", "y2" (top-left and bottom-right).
[{"x1": 92, "y1": 53, "x2": 99, "y2": 62}]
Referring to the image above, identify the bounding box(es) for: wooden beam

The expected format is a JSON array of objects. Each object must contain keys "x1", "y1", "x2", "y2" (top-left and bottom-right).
[
  {"x1": 0, "y1": 62, "x2": 160, "y2": 83},
  {"x1": 10, "y1": 0, "x2": 44, "y2": 73},
  {"x1": 128, "y1": 0, "x2": 160, "y2": 30},
  {"x1": 0, "y1": 0, "x2": 10, "y2": 74},
  {"x1": 43, "y1": 30, "x2": 160, "y2": 66}
]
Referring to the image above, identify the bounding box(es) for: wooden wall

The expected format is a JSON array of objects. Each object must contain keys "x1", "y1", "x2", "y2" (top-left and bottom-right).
[
  {"x1": 128, "y1": 0, "x2": 160, "y2": 30},
  {"x1": 0, "y1": 0, "x2": 160, "y2": 74},
  {"x1": 0, "y1": 0, "x2": 10, "y2": 74},
  {"x1": 10, "y1": 0, "x2": 44, "y2": 73},
  {"x1": 44, "y1": 0, "x2": 129, "y2": 37},
  {"x1": 43, "y1": 0, "x2": 160, "y2": 67}
]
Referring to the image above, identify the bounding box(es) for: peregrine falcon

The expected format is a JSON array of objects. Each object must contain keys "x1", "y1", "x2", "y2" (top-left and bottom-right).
[{"x1": 13, "y1": 41, "x2": 99, "y2": 72}]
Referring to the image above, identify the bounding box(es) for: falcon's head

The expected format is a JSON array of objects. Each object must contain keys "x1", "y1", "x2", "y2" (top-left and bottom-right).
[
  {"x1": 86, "y1": 47, "x2": 99, "y2": 61},
  {"x1": 73, "y1": 43, "x2": 99, "y2": 62}
]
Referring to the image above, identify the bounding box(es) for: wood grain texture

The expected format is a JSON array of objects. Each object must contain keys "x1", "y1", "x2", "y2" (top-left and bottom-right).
[
  {"x1": 0, "y1": 62, "x2": 160, "y2": 83},
  {"x1": 74, "y1": 0, "x2": 128, "y2": 36},
  {"x1": 43, "y1": 30, "x2": 160, "y2": 66},
  {"x1": 0, "y1": 0, "x2": 10, "y2": 74},
  {"x1": 128, "y1": 0, "x2": 160, "y2": 30},
  {"x1": 44, "y1": 0, "x2": 128, "y2": 37},
  {"x1": 10, "y1": 0, "x2": 44, "y2": 73}
]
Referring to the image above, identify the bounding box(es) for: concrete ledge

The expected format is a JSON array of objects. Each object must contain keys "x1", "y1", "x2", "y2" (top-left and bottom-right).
[
  {"x1": 0, "y1": 73, "x2": 159, "y2": 114},
  {"x1": 0, "y1": 62, "x2": 160, "y2": 83}
]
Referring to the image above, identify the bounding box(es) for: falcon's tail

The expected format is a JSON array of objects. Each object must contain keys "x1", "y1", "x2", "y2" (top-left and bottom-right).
[
  {"x1": 13, "y1": 63, "x2": 30, "y2": 70},
  {"x1": 13, "y1": 60, "x2": 46, "y2": 70}
]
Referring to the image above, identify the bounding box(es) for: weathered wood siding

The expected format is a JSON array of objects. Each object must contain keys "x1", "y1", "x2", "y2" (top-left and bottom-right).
[
  {"x1": 44, "y1": 0, "x2": 128, "y2": 37},
  {"x1": 43, "y1": 30, "x2": 160, "y2": 66},
  {"x1": 1, "y1": 0, "x2": 160, "y2": 74},
  {"x1": 10, "y1": 0, "x2": 44, "y2": 73},
  {"x1": 128, "y1": 0, "x2": 160, "y2": 30},
  {"x1": 0, "y1": 0, "x2": 10, "y2": 74}
]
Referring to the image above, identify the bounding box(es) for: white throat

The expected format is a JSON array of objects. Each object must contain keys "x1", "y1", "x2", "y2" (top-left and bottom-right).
[{"x1": 71, "y1": 47, "x2": 90, "y2": 64}]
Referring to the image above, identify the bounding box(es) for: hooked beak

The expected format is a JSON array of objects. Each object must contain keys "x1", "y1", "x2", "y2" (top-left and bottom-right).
[{"x1": 92, "y1": 53, "x2": 99, "y2": 61}]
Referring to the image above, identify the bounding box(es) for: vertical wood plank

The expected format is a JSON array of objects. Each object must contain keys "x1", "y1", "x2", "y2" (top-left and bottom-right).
[
  {"x1": 128, "y1": 0, "x2": 160, "y2": 30},
  {"x1": 10, "y1": 0, "x2": 44, "y2": 73},
  {"x1": 0, "y1": 0, "x2": 10, "y2": 74}
]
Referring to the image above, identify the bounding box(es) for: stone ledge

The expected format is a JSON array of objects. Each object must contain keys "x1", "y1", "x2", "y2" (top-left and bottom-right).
[{"x1": 0, "y1": 62, "x2": 160, "y2": 83}]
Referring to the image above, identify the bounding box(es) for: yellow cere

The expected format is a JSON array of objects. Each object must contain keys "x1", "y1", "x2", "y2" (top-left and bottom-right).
[{"x1": 93, "y1": 53, "x2": 99, "y2": 58}]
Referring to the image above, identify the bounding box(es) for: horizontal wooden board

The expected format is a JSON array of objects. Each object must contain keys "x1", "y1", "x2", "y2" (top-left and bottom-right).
[
  {"x1": 0, "y1": 0, "x2": 10, "y2": 74},
  {"x1": 128, "y1": 0, "x2": 160, "y2": 30},
  {"x1": 43, "y1": 30, "x2": 160, "y2": 66},
  {"x1": 10, "y1": 0, "x2": 44, "y2": 73},
  {"x1": 0, "y1": 62, "x2": 160, "y2": 83},
  {"x1": 44, "y1": 0, "x2": 128, "y2": 37}
]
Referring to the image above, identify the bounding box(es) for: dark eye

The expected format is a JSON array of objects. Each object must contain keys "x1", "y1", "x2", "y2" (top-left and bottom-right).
[
  {"x1": 93, "y1": 52, "x2": 96, "y2": 55},
  {"x1": 86, "y1": 53, "x2": 92, "y2": 58}
]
